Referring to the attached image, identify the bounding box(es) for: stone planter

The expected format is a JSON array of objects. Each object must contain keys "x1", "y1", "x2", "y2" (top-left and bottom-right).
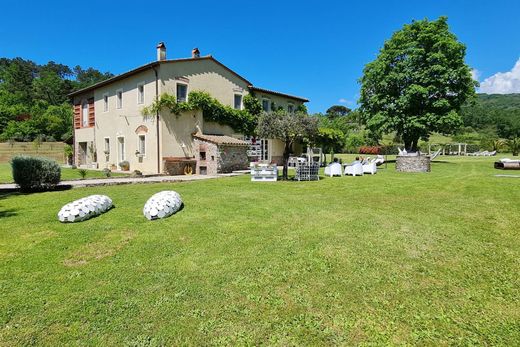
[{"x1": 396, "y1": 155, "x2": 431, "y2": 172}]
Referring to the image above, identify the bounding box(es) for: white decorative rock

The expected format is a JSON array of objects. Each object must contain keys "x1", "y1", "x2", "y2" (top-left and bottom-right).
[
  {"x1": 58, "y1": 195, "x2": 113, "y2": 223},
  {"x1": 143, "y1": 191, "x2": 183, "y2": 220}
]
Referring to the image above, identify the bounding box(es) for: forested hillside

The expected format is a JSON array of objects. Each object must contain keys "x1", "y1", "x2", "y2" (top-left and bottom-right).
[
  {"x1": 0, "y1": 57, "x2": 112, "y2": 142},
  {"x1": 461, "y1": 93, "x2": 520, "y2": 139}
]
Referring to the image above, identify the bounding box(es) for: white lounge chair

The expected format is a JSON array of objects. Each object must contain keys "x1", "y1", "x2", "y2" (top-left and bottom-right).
[
  {"x1": 324, "y1": 162, "x2": 342, "y2": 177},
  {"x1": 429, "y1": 148, "x2": 442, "y2": 160},
  {"x1": 374, "y1": 155, "x2": 385, "y2": 166},
  {"x1": 344, "y1": 162, "x2": 363, "y2": 176},
  {"x1": 362, "y1": 160, "x2": 377, "y2": 174}
]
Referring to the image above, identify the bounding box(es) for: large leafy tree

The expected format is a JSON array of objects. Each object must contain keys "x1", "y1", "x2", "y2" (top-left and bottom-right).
[
  {"x1": 325, "y1": 105, "x2": 351, "y2": 119},
  {"x1": 256, "y1": 110, "x2": 318, "y2": 180},
  {"x1": 359, "y1": 17, "x2": 477, "y2": 152}
]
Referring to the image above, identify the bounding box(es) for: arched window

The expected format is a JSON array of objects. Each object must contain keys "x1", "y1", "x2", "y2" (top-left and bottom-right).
[{"x1": 82, "y1": 100, "x2": 89, "y2": 127}]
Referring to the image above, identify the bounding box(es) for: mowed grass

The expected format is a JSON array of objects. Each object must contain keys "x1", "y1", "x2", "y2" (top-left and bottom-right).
[
  {"x1": 0, "y1": 156, "x2": 519, "y2": 345},
  {"x1": 0, "y1": 163, "x2": 127, "y2": 184}
]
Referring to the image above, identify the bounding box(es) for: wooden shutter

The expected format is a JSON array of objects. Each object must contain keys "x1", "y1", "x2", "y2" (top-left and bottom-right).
[
  {"x1": 88, "y1": 98, "x2": 95, "y2": 127},
  {"x1": 73, "y1": 103, "x2": 81, "y2": 129}
]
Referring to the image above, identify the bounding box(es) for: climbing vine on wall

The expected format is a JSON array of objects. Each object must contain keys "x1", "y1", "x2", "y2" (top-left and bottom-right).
[{"x1": 141, "y1": 91, "x2": 262, "y2": 135}]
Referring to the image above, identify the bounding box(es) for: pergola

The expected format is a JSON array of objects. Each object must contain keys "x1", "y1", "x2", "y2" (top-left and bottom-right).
[{"x1": 428, "y1": 143, "x2": 468, "y2": 156}]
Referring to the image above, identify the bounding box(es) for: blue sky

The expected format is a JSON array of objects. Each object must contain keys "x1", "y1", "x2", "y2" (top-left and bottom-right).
[{"x1": 1, "y1": 0, "x2": 519, "y2": 113}]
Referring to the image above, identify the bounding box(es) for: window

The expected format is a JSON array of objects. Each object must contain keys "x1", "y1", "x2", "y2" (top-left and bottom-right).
[
  {"x1": 103, "y1": 93, "x2": 109, "y2": 112},
  {"x1": 288, "y1": 104, "x2": 294, "y2": 113},
  {"x1": 234, "y1": 94, "x2": 242, "y2": 110},
  {"x1": 200, "y1": 151, "x2": 206, "y2": 160},
  {"x1": 138, "y1": 134, "x2": 146, "y2": 156},
  {"x1": 262, "y1": 99, "x2": 270, "y2": 112},
  {"x1": 137, "y1": 83, "x2": 145, "y2": 104},
  {"x1": 117, "y1": 137, "x2": 125, "y2": 161},
  {"x1": 104, "y1": 138, "x2": 110, "y2": 161},
  {"x1": 81, "y1": 100, "x2": 89, "y2": 127},
  {"x1": 116, "y1": 89, "x2": 123, "y2": 109},
  {"x1": 176, "y1": 84, "x2": 188, "y2": 103}
]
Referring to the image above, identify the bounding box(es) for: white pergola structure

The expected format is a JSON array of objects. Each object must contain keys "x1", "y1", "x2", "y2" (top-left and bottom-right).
[{"x1": 428, "y1": 143, "x2": 468, "y2": 156}]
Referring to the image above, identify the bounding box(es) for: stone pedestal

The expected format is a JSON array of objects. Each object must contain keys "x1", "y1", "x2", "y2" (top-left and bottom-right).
[{"x1": 396, "y1": 155, "x2": 431, "y2": 172}]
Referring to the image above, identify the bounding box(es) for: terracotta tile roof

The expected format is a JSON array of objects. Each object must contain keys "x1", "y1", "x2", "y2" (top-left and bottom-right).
[
  {"x1": 249, "y1": 86, "x2": 309, "y2": 102},
  {"x1": 68, "y1": 56, "x2": 309, "y2": 103},
  {"x1": 192, "y1": 133, "x2": 249, "y2": 146}
]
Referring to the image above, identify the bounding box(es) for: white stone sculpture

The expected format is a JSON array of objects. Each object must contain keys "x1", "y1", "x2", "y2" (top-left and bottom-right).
[
  {"x1": 58, "y1": 195, "x2": 113, "y2": 223},
  {"x1": 143, "y1": 191, "x2": 183, "y2": 220}
]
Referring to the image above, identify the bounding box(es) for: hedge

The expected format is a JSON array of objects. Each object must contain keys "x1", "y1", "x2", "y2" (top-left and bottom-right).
[{"x1": 11, "y1": 155, "x2": 61, "y2": 192}]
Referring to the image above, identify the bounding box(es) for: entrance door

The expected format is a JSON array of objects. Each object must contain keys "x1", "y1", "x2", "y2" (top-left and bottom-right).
[
  {"x1": 78, "y1": 142, "x2": 87, "y2": 165},
  {"x1": 260, "y1": 139, "x2": 270, "y2": 161},
  {"x1": 117, "y1": 137, "x2": 125, "y2": 162}
]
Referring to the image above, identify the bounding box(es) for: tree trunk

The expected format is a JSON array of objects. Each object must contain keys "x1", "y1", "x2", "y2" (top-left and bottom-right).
[
  {"x1": 282, "y1": 141, "x2": 292, "y2": 180},
  {"x1": 404, "y1": 136, "x2": 419, "y2": 152}
]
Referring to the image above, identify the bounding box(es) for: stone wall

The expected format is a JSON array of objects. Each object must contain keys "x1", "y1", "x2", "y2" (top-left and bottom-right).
[
  {"x1": 396, "y1": 155, "x2": 431, "y2": 172},
  {"x1": 218, "y1": 145, "x2": 249, "y2": 173}
]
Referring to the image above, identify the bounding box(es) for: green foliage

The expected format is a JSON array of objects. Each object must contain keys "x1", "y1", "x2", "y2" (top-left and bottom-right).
[
  {"x1": 316, "y1": 127, "x2": 345, "y2": 157},
  {"x1": 142, "y1": 91, "x2": 258, "y2": 135},
  {"x1": 325, "y1": 105, "x2": 351, "y2": 118},
  {"x1": 296, "y1": 104, "x2": 308, "y2": 114},
  {"x1": 345, "y1": 132, "x2": 366, "y2": 153},
  {"x1": 506, "y1": 138, "x2": 520, "y2": 156},
  {"x1": 461, "y1": 94, "x2": 520, "y2": 139},
  {"x1": 10, "y1": 155, "x2": 61, "y2": 191},
  {"x1": 78, "y1": 169, "x2": 88, "y2": 179},
  {"x1": 359, "y1": 17, "x2": 476, "y2": 151},
  {"x1": 0, "y1": 57, "x2": 112, "y2": 140}
]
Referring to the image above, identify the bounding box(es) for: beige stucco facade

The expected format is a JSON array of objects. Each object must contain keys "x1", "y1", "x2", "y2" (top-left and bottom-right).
[{"x1": 71, "y1": 54, "x2": 308, "y2": 174}]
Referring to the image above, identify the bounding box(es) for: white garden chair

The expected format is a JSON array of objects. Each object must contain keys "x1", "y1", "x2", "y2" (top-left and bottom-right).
[
  {"x1": 344, "y1": 162, "x2": 363, "y2": 176},
  {"x1": 324, "y1": 162, "x2": 342, "y2": 177},
  {"x1": 362, "y1": 160, "x2": 377, "y2": 174}
]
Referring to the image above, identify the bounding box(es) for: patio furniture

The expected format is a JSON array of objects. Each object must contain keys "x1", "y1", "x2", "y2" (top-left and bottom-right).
[
  {"x1": 250, "y1": 162, "x2": 278, "y2": 181},
  {"x1": 288, "y1": 156, "x2": 306, "y2": 167},
  {"x1": 295, "y1": 162, "x2": 319, "y2": 181},
  {"x1": 362, "y1": 160, "x2": 377, "y2": 175},
  {"x1": 344, "y1": 162, "x2": 363, "y2": 176},
  {"x1": 374, "y1": 155, "x2": 385, "y2": 166},
  {"x1": 324, "y1": 162, "x2": 342, "y2": 177}
]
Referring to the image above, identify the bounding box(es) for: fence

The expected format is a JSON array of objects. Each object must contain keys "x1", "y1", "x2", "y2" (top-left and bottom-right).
[{"x1": 0, "y1": 142, "x2": 66, "y2": 164}]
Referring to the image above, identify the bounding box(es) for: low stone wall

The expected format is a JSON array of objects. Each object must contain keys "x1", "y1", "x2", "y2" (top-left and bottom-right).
[{"x1": 396, "y1": 155, "x2": 431, "y2": 172}]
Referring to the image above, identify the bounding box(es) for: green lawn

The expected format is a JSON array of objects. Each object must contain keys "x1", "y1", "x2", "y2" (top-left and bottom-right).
[
  {"x1": 0, "y1": 163, "x2": 128, "y2": 184},
  {"x1": 0, "y1": 156, "x2": 519, "y2": 345}
]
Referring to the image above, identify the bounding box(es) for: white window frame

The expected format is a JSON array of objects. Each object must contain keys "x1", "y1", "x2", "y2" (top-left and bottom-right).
[
  {"x1": 137, "y1": 134, "x2": 146, "y2": 157},
  {"x1": 262, "y1": 98, "x2": 270, "y2": 112},
  {"x1": 81, "y1": 99, "x2": 89, "y2": 127},
  {"x1": 116, "y1": 89, "x2": 123, "y2": 109},
  {"x1": 234, "y1": 94, "x2": 243, "y2": 110},
  {"x1": 176, "y1": 83, "x2": 188, "y2": 103},
  {"x1": 137, "y1": 82, "x2": 145, "y2": 104},
  {"x1": 117, "y1": 136, "x2": 126, "y2": 162},
  {"x1": 103, "y1": 137, "x2": 110, "y2": 161}
]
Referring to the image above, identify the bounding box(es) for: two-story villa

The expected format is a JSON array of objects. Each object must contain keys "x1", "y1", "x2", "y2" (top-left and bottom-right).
[{"x1": 69, "y1": 43, "x2": 309, "y2": 175}]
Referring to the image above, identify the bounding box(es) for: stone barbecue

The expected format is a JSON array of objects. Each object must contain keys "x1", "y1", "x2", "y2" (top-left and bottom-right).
[{"x1": 193, "y1": 133, "x2": 249, "y2": 175}]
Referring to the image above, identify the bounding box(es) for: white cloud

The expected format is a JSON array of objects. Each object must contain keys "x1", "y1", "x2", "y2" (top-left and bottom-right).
[
  {"x1": 338, "y1": 98, "x2": 355, "y2": 106},
  {"x1": 471, "y1": 68, "x2": 480, "y2": 82},
  {"x1": 479, "y1": 58, "x2": 520, "y2": 94}
]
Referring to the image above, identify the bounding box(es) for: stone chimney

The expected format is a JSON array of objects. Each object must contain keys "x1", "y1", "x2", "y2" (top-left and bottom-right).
[
  {"x1": 157, "y1": 42, "x2": 166, "y2": 61},
  {"x1": 192, "y1": 48, "x2": 200, "y2": 58}
]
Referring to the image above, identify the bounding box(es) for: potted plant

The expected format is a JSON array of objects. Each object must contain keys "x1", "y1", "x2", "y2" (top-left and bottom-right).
[
  {"x1": 110, "y1": 163, "x2": 117, "y2": 170},
  {"x1": 119, "y1": 160, "x2": 130, "y2": 171}
]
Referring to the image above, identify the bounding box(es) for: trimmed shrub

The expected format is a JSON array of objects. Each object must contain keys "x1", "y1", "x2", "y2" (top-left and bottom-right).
[{"x1": 11, "y1": 155, "x2": 61, "y2": 192}]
